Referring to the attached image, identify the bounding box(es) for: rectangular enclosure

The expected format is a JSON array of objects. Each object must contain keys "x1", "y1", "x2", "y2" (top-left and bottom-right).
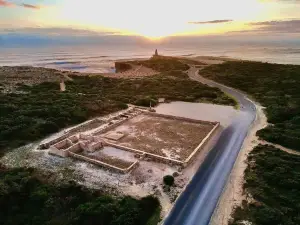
[{"x1": 100, "y1": 113, "x2": 216, "y2": 161}]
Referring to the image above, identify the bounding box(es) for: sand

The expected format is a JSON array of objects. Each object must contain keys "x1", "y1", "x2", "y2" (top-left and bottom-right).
[{"x1": 259, "y1": 140, "x2": 300, "y2": 156}]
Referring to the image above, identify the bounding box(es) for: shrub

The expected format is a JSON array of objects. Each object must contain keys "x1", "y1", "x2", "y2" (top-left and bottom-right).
[
  {"x1": 134, "y1": 98, "x2": 158, "y2": 107},
  {"x1": 163, "y1": 175, "x2": 174, "y2": 186}
]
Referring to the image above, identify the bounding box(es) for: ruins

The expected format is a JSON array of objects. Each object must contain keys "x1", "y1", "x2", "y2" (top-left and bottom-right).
[{"x1": 40, "y1": 106, "x2": 219, "y2": 174}]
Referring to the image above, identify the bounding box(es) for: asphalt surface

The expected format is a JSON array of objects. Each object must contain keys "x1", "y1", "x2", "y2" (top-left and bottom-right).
[{"x1": 163, "y1": 68, "x2": 256, "y2": 225}]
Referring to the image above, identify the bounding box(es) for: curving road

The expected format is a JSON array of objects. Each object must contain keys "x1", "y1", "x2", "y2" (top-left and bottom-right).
[{"x1": 163, "y1": 67, "x2": 256, "y2": 225}]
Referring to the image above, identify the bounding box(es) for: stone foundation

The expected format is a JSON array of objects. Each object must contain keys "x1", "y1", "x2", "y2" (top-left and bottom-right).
[{"x1": 43, "y1": 107, "x2": 220, "y2": 173}]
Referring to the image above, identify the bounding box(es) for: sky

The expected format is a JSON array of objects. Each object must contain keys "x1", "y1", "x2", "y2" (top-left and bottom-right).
[{"x1": 0, "y1": 0, "x2": 300, "y2": 41}]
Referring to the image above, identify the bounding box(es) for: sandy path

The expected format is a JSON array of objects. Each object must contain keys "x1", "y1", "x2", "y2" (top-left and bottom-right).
[{"x1": 259, "y1": 140, "x2": 300, "y2": 156}]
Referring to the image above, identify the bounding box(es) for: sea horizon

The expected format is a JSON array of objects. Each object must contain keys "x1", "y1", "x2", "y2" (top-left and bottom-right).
[{"x1": 1, "y1": 40, "x2": 299, "y2": 73}]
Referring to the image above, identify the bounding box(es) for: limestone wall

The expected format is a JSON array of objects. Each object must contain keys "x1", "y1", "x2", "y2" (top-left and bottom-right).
[
  {"x1": 39, "y1": 133, "x2": 70, "y2": 149},
  {"x1": 67, "y1": 143, "x2": 82, "y2": 153},
  {"x1": 106, "y1": 142, "x2": 185, "y2": 166},
  {"x1": 69, "y1": 152, "x2": 138, "y2": 174},
  {"x1": 184, "y1": 122, "x2": 220, "y2": 164},
  {"x1": 49, "y1": 146, "x2": 69, "y2": 158},
  {"x1": 39, "y1": 118, "x2": 102, "y2": 149},
  {"x1": 88, "y1": 141, "x2": 103, "y2": 152},
  {"x1": 143, "y1": 111, "x2": 218, "y2": 125},
  {"x1": 69, "y1": 135, "x2": 79, "y2": 143},
  {"x1": 54, "y1": 139, "x2": 72, "y2": 150},
  {"x1": 67, "y1": 118, "x2": 103, "y2": 134},
  {"x1": 92, "y1": 117, "x2": 130, "y2": 136}
]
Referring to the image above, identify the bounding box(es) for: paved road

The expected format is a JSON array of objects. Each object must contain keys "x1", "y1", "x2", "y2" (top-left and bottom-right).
[{"x1": 163, "y1": 67, "x2": 256, "y2": 225}]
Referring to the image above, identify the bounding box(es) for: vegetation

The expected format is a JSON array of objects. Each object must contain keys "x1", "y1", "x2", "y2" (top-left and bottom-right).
[
  {"x1": 0, "y1": 62, "x2": 235, "y2": 153},
  {"x1": 163, "y1": 175, "x2": 174, "y2": 186},
  {"x1": 0, "y1": 166, "x2": 160, "y2": 225},
  {"x1": 201, "y1": 61, "x2": 300, "y2": 224},
  {"x1": 0, "y1": 57, "x2": 237, "y2": 225},
  {"x1": 201, "y1": 61, "x2": 300, "y2": 151},
  {"x1": 230, "y1": 145, "x2": 300, "y2": 225}
]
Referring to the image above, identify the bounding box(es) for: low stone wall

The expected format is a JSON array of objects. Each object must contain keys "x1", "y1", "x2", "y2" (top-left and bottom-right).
[
  {"x1": 67, "y1": 142, "x2": 82, "y2": 153},
  {"x1": 40, "y1": 133, "x2": 70, "y2": 149},
  {"x1": 92, "y1": 117, "x2": 131, "y2": 136},
  {"x1": 67, "y1": 118, "x2": 103, "y2": 134},
  {"x1": 48, "y1": 146, "x2": 69, "y2": 157},
  {"x1": 89, "y1": 141, "x2": 103, "y2": 152},
  {"x1": 185, "y1": 122, "x2": 220, "y2": 164},
  {"x1": 106, "y1": 142, "x2": 185, "y2": 166},
  {"x1": 39, "y1": 118, "x2": 103, "y2": 149},
  {"x1": 123, "y1": 161, "x2": 139, "y2": 173},
  {"x1": 54, "y1": 139, "x2": 72, "y2": 150},
  {"x1": 69, "y1": 152, "x2": 138, "y2": 174},
  {"x1": 69, "y1": 135, "x2": 79, "y2": 143},
  {"x1": 105, "y1": 122, "x2": 220, "y2": 167},
  {"x1": 143, "y1": 111, "x2": 218, "y2": 125}
]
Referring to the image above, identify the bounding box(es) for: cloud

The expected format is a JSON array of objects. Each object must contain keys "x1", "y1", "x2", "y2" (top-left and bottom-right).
[
  {"x1": 188, "y1": 20, "x2": 233, "y2": 25},
  {"x1": 260, "y1": 0, "x2": 300, "y2": 2},
  {"x1": 249, "y1": 20, "x2": 300, "y2": 33},
  {"x1": 0, "y1": 27, "x2": 121, "y2": 36},
  {"x1": 21, "y1": 3, "x2": 40, "y2": 9},
  {"x1": 0, "y1": 1, "x2": 40, "y2": 9},
  {"x1": 0, "y1": 0, "x2": 13, "y2": 7}
]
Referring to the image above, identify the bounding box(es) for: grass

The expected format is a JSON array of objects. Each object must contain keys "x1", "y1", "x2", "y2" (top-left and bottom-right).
[{"x1": 224, "y1": 92, "x2": 240, "y2": 110}]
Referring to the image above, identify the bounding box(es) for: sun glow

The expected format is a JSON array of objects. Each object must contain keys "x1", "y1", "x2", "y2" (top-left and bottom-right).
[{"x1": 45, "y1": 0, "x2": 267, "y2": 38}]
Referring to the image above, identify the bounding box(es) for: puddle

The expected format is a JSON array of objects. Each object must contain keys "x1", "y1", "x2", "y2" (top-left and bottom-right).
[{"x1": 155, "y1": 101, "x2": 240, "y2": 126}]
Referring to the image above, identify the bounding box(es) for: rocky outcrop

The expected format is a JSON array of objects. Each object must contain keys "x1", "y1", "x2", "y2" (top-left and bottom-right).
[{"x1": 115, "y1": 62, "x2": 132, "y2": 73}]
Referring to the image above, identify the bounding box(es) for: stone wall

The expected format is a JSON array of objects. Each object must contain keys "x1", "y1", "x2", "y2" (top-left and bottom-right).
[
  {"x1": 67, "y1": 142, "x2": 82, "y2": 153},
  {"x1": 53, "y1": 139, "x2": 72, "y2": 150},
  {"x1": 105, "y1": 122, "x2": 220, "y2": 167},
  {"x1": 143, "y1": 111, "x2": 218, "y2": 125},
  {"x1": 92, "y1": 117, "x2": 131, "y2": 136},
  {"x1": 184, "y1": 122, "x2": 220, "y2": 164},
  {"x1": 106, "y1": 142, "x2": 185, "y2": 166},
  {"x1": 49, "y1": 146, "x2": 69, "y2": 158},
  {"x1": 39, "y1": 133, "x2": 70, "y2": 149},
  {"x1": 69, "y1": 152, "x2": 138, "y2": 174},
  {"x1": 39, "y1": 118, "x2": 102, "y2": 149}
]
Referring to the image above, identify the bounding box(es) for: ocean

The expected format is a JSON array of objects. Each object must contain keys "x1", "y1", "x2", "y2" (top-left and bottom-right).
[{"x1": 1, "y1": 41, "x2": 299, "y2": 73}]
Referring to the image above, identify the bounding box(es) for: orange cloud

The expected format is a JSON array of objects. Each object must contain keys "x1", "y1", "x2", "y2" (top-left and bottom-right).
[
  {"x1": 0, "y1": 0, "x2": 14, "y2": 7},
  {"x1": 0, "y1": 1, "x2": 40, "y2": 9}
]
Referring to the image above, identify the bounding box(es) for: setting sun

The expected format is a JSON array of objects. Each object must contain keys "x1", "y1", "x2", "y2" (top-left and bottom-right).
[{"x1": 36, "y1": 0, "x2": 268, "y2": 38}]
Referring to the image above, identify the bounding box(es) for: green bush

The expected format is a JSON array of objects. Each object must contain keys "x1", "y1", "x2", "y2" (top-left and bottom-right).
[
  {"x1": 134, "y1": 98, "x2": 158, "y2": 107},
  {"x1": 163, "y1": 175, "x2": 174, "y2": 186},
  {"x1": 0, "y1": 166, "x2": 161, "y2": 225},
  {"x1": 230, "y1": 145, "x2": 300, "y2": 225}
]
